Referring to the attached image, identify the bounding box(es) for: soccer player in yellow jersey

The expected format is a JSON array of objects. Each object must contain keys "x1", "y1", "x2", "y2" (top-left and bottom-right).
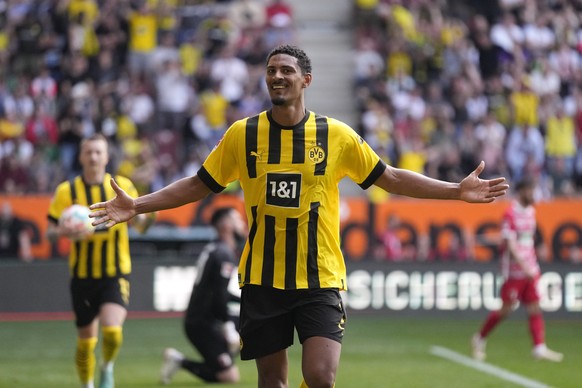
[
  {"x1": 47, "y1": 134, "x2": 155, "y2": 388},
  {"x1": 90, "y1": 45, "x2": 509, "y2": 388}
]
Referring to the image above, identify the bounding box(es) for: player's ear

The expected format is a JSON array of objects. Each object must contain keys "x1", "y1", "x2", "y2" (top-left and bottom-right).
[{"x1": 303, "y1": 73, "x2": 312, "y2": 88}]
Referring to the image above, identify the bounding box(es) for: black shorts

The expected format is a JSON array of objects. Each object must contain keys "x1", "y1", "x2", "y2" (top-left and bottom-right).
[
  {"x1": 184, "y1": 320, "x2": 234, "y2": 371},
  {"x1": 239, "y1": 285, "x2": 346, "y2": 360},
  {"x1": 70, "y1": 276, "x2": 130, "y2": 327}
]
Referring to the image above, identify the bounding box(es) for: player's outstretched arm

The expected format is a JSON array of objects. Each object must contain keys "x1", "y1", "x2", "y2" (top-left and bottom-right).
[
  {"x1": 374, "y1": 161, "x2": 508, "y2": 203},
  {"x1": 90, "y1": 175, "x2": 212, "y2": 228}
]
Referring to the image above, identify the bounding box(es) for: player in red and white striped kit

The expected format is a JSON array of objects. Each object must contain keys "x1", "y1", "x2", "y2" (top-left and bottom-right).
[{"x1": 472, "y1": 177, "x2": 563, "y2": 362}]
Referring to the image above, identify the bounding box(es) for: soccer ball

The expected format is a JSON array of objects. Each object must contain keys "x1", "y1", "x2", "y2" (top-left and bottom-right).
[{"x1": 59, "y1": 204, "x2": 95, "y2": 240}]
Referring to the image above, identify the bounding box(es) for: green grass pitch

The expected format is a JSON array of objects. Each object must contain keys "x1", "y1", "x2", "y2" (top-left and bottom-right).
[{"x1": 0, "y1": 315, "x2": 580, "y2": 387}]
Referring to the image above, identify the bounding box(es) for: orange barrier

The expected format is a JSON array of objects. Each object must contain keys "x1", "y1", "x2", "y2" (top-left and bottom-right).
[
  {"x1": 2, "y1": 195, "x2": 581, "y2": 262},
  {"x1": 340, "y1": 198, "x2": 582, "y2": 262},
  {"x1": 0, "y1": 194, "x2": 245, "y2": 259}
]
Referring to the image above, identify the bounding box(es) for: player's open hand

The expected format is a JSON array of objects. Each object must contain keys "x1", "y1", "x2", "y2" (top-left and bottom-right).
[
  {"x1": 89, "y1": 178, "x2": 136, "y2": 228},
  {"x1": 459, "y1": 161, "x2": 509, "y2": 203}
]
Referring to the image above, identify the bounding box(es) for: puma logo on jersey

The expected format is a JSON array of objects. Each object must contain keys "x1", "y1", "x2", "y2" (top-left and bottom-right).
[{"x1": 250, "y1": 151, "x2": 263, "y2": 161}]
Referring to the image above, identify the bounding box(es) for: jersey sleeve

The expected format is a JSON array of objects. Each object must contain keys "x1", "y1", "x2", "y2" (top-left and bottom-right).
[
  {"x1": 336, "y1": 120, "x2": 386, "y2": 189},
  {"x1": 47, "y1": 182, "x2": 73, "y2": 224},
  {"x1": 197, "y1": 120, "x2": 242, "y2": 193}
]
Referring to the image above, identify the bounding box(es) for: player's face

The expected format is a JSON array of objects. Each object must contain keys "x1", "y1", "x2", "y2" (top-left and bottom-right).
[
  {"x1": 79, "y1": 139, "x2": 109, "y2": 171},
  {"x1": 266, "y1": 54, "x2": 310, "y2": 106}
]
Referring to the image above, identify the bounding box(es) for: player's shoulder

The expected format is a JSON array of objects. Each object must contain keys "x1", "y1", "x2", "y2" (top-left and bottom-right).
[
  {"x1": 212, "y1": 241, "x2": 236, "y2": 261},
  {"x1": 232, "y1": 111, "x2": 265, "y2": 130},
  {"x1": 313, "y1": 112, "x2": 358, "y2": 137},
  {"x1": 112, "y1": 174, "x2": 135, "y2": 190},
  {"x1": 221, "y1": 112, "x2": 264, "y2": 142},
  {"x1": 53, "y1": 176, "x2": 78, "y2": 197}
]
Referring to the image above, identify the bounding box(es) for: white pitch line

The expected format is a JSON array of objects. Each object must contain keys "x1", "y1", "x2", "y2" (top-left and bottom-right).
[{"x1": 430, "y1": 346, "x2": 552, "y2": 388}]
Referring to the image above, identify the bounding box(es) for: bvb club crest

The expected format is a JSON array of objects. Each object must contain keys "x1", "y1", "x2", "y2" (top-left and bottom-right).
[{"x1": 308, "y1": 145, "x2": 325, "y2": 163}]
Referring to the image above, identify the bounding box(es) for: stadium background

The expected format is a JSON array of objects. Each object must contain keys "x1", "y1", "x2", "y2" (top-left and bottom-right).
[
  {"x1": 1, "y1": 0, "x2": 581, "y2": 313},
  {"x1": 1, "y1": 0, "x2": 581, "y2": 386}
]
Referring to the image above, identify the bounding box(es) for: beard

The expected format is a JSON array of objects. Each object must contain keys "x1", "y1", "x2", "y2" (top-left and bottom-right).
[{"x1": 271, "y1": 96, "x2": 286, "y2": 106}]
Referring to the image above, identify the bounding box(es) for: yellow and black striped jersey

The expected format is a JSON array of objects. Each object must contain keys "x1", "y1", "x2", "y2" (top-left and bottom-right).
[
  {"x1": 198, "y1": 110, "x2": 386, "y2": 290},
  {"x1": 48, "y1": 174, "x2": 138, "y2": 279}
]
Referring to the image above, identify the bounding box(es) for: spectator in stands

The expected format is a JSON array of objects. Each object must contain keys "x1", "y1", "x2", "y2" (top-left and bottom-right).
[
  {"x1": 425, "y1": 82, "x2": 454, "y2": 124},
  {"x1": 199, "y1": 10, "x2": 234, "y2": 58},
  {"x1": 0, "y1": 201, "x2": 32, "y2": 261},
  {"x1": 210, "y1": 45, "x2": 250, "y2": 104},
  {"x1": 24, "y1": 105, "x2": 59, "y2": 150},
  {"x1": 458, "y1": 120, "x2": 481, "y2": 176},
  {"x1": 30, "y1": 65, "x2": 58, "y2": 102},
  {"x1": 150, "y1": 31, "x2": 180, "y2": 75},
  {"x1": 196, "y1": 81, "x2": 231, "y2": 151},
  {"x1": 4, "y1": 81, "x2": 34, "y2": 125},
  {"x1": 264, "y1": 0, "x2": 294, "y2": 47},
  {"x1": 229, "y1": 0, "x2": 267, "y2": 32},
  {"x1": 92, "y1": 49, "x2": 122, "y2": 96},
  {"x1": 122, "y1": 77, "x2": 155, "y2": 135},
  {"x1": 523, "y1": 13, "x2": 555, "y2": 56},
  {"x1": 67, "y1": 11, "x2": 100, "y2": 59},
  {"x1": 0, "y1": 153, "x2": 29, "y2": 193},
  {"x1": 56, "y1": 104, "x2": 83, "y2": 179},
  {"x1": 11, "y1": 9, "x2": 47, "y2": 76},
  {"x1": 126, "y1": 2, "x2": 158, "y2": 77},
  {"x1": 528, "y1": 57, "x2": 560, "y2": 98},
  {"x1": 545, "y1": 103, "x2": 577, "y2": 196},
  {"x1": 505, "y1": 124, "x2": 545, "y2": 183},
  {"x1": 548, "y1": 41, "x2": 580, "y2": 96},
  {"x1": 490, "y1": 12, "x2": 524, "y2": 65},
  {"x1": 61, "y1": 52, "x2": 92, "y2": 89},
  {"x1": 470, "y1": 15, "x2": 500, "y2": 81},
  {"x1": 361, "y1": 99, "x2": 394, "y2": 159},
  {"x1": 484, "y1": 75, "x2": 512, "y2": 128},
  {"x1": 475, "y1": 109, "x2": 507, "y2": 178},
  {"x1": 510, "y1": 76, "x2": 539, "y2": 129},
  {"x1": 353, "y1": 37, "x2": 385, "y2": 89},
  {"x1": 0, "y1": 109, "x2": 25, "y2": 142},
  {"x1": 94, "y1": 4, "x2": 128, "y2": 69},
  {"x1": 155, "y1": 58, "x2": 194, "y2": 135}
]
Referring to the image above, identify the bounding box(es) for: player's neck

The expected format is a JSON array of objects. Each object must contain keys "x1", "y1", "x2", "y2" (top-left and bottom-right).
[
  {"x1": 82, "y1": 169, "x2": 106, "y2": 185},
  {"x1": 270, "y1": 103, "x2": 307, "y2": 127}
]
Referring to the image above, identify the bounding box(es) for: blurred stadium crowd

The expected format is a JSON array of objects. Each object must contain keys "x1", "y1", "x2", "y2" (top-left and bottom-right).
[
  {"x1": 1, "y1": 0, "x2": 581, "y2": 201},
  {"x1": 353, "y1": 0, "x2": 582, "y2": 199},
  {"x1": 0, "y1": 0, "x2": 294, "y2": 195}
]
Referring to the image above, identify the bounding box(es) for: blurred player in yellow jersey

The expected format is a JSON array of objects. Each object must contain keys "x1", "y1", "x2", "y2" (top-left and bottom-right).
[
  {"x1": 90, "y1": 45, "x2": 508, "y2": 388},
  {"x1": 47, "y1": 134, "x2": 155, "y2": 388}
]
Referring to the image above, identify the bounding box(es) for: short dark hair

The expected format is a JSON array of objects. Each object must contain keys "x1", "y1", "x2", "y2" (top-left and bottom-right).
[
  {"x1": 266, "y1": 44, "x2": 312, "y2": 75},
  {"x1": 210, "y1": 207, "x2": 235, "y2": 228}
]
